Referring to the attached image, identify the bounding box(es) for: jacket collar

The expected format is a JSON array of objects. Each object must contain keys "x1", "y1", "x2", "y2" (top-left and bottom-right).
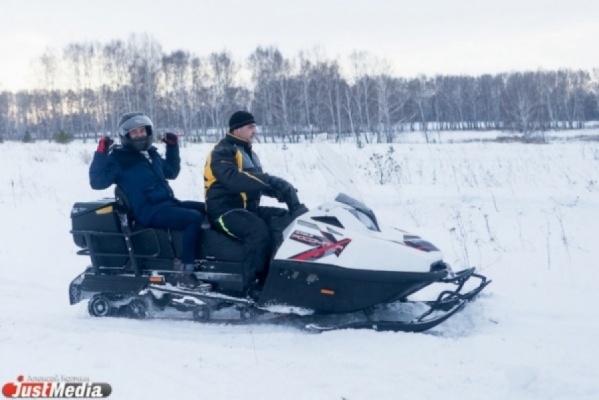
[{"x1": 225, "y1": 133, "x2": 251, "y2": 152}]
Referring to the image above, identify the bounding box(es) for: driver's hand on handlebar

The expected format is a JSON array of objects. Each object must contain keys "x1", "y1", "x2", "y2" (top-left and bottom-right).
[
  {"x1": 274, "y1": 189, "x2": 288, "y2": 203},
  {"x1": 268, "y1": 176, "x2": 295, "y2": 194},
  {"x1": 291, "y1": 203, "x2": 309, "y2": 216}
]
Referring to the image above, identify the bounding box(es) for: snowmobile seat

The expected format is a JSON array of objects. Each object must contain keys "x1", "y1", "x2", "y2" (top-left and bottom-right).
[
  {"x1": 70, "y1": 198, "x2": 174, "y2": 272},
  {"x1": 112, "y1": 186, "x2": 177, "y2": 270},
  {"x1": 112, "y1": 187, "x2": 248, "y2": 291},
  {"x1": 113, "y1": 186, "x2": 245, "y2": 262},
  {"x1": 70, "y1": 186, "x2": 251, "y2": 292}
]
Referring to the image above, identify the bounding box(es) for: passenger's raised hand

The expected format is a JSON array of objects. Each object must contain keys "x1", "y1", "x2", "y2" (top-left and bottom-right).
[
  {"x1": 96, "y1": 136, "x2": 114, "y2": 154},
  {"x1": 162, "y1": 132, "x2": 179, "y2": 146}
]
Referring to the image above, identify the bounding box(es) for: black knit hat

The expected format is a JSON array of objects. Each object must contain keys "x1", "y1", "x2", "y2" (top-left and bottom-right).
[{"x1": 228, "y1": 111, "x2": 256, "y2": 132}]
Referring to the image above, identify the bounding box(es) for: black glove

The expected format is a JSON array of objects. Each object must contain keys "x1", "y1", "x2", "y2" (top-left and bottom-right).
[
  {"x1": 269, "y1": 176, "x2": 298, "y2": 204},
  {"x1": 97, "y1": 136, "x2": 114, "y2": 153},
  {"x1": 269, "y1": 176, "x2": 294, "y2": 194},
  {"x1": 162, "y1": 132, "x2": 179, "y2": 146},
  {"x1": 291, "y1": 203, "x2": 309, "y2": 216},
  {"x1": 274, "y1": 190, "x2": 288, "y2": 203},
  {"x1": 269, "y1": 178, "x2": 306, "y2": 214}
]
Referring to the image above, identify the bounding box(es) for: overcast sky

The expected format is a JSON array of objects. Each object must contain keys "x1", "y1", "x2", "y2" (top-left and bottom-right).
[{"x1": 1, "y1": 0, "x2": 598, "y2": 91}]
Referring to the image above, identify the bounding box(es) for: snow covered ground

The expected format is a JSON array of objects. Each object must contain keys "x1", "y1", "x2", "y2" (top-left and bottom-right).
[{"x1": 1, "y1": 133, "x2": 598, "y2": 400}]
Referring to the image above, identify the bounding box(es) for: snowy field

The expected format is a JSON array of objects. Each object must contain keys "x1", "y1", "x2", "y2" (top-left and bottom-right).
[{"x1": 1, "y1": 132, "x2": 599, "y2": 400}]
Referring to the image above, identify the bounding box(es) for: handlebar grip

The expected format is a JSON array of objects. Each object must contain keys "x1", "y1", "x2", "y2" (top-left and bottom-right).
[{"x1": 285, "y1": 188, "x2": 300, "y2": 211}]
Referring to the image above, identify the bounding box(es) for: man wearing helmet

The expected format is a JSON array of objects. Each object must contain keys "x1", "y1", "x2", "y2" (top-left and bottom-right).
[{"x1": 89, "y1": 112, "x2": 206, "y2": 289}]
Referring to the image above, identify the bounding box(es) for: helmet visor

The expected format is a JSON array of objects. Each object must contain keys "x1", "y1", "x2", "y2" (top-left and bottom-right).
[{"x1": 119, "y1": 115, "x2": 153, "y2": 136}]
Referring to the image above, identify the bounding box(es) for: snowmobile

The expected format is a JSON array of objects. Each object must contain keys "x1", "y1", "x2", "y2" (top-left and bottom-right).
[{"x1": 68, "y1": 183, "x2": 491, "y2": 333}]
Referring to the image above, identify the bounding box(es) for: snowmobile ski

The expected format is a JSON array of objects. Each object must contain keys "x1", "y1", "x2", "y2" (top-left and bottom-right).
[{"x1": 304, "y1": 300, "x2": 466, "y2": 333}]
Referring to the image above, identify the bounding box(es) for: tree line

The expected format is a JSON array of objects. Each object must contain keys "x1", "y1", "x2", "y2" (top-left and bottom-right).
[{"x1": 1, "y1": 34, "x2": 598, "y2": 144}]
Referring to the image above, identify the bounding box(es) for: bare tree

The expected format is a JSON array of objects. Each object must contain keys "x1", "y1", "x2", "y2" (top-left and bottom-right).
[
  {"x1": 408, "y1": 76, "x2": 436, "y2": 142},
  {"x1": 348, "y1": 51, "x2": 378, "y2": 142},
  {"x1": 162, "y1": 50, "x2": 195, "y2": 137},
  {"x1": 248, "y1": 46, "x2": 298, "y2": 140},
  {"x1": 310, "y1": 59, "x2": 344, "y2": 139},
  {"x1": 206, "y1": 51, "x2": 238, "y2": 137},
  {"x1": 556, "y1": 69, "x2": 588, "y2": 129},
  {"x1": 248, "y1": 46, "x2": 281, "y2": 140},
  {"x1": 502, "y1": 72, "x2": 543, "y2": 137},
  {"x1": 128, "y1": 34, "x2": 162, "y2": 119},
  {"x1": 592, "y1": 68, "x2": 599, "y2": 123},
  {"x1": 375, "y1": 73, "x2": 412, "y2": 143},
  {"x1": 34, "y1": 50, "x2": 60, "y2": 138},
  {"x1": 64, "y1": 42, "x2": 98, "y2": 137},
  {"x1": 0, "y1": 92, "x2": 13, "y2": 139},
  {"x1": 3, "y1": 35, "x2": 598, "y2": 142},
  {"x1": 297, "y1": 51, "x2": 318, "y2": 139},
  {"x1": 188, "y1": 56, "x2": 209, "y2": 139}
]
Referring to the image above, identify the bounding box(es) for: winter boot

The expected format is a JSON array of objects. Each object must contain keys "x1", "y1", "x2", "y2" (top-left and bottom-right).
[{"x1": 176, "y1": 263, "x2": 211, "y2": 291}]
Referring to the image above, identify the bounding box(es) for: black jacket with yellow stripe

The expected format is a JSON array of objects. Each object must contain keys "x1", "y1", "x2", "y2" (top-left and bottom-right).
[{"x1": 204, "y1": 133, "x2": 273, "y2": 217}]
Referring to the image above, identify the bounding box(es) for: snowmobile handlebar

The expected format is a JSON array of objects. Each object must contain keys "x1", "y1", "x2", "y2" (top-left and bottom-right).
[
  {"x1": 277, "y1": 184, "x2": 308, "y2": 215},
  {"x1": 268, "y1": 176, "x2": 307, "y2": 215},
  {"x1": 284, "y1": 186, "x2": 301, "y2": 210},
  {"x1": 288, "y1": 192, "x2": 309, "y2": 216}
]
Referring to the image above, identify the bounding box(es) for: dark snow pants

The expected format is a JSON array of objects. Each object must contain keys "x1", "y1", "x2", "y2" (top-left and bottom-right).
[
  {"x1": 149, "y1": 201, "x2": 205, "y2": 265},
  {"x1": 208, "y1": 206, "x2": 289, "y2": 283}
]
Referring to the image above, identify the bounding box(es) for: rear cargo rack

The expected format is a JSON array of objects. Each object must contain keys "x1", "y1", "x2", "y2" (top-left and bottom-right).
[{"x1": 71, "y1": 211, "x2": 163, "y2": 277}]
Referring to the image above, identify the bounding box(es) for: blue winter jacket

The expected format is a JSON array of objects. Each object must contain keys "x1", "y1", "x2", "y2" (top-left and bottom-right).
[{"x1": 89, "y1": 145, "x2": 181, "y2": 226}]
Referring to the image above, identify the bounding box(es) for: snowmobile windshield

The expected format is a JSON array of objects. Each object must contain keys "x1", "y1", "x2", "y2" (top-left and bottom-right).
[
  {"x1": 335, "y1": 193, "x2": 380, "y2": 231},
  {"x1": 316, "y1": 142, "x2": 364, "y2": 202},
  {"x1": 314, "y1": 143, "x2": 380, "y2": 231}
]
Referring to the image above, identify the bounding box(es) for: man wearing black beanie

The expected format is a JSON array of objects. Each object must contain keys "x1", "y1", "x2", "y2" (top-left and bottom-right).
[
  {"x1": 228, "y1": 111, "x2": 256, "y2": 133},
  {"x1": 203, "y1": 111, "x2": 306, "y2": 289}
]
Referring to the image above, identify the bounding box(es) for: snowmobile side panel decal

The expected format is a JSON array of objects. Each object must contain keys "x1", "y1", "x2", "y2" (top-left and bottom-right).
[
  {"x1": 321, "y1": 231, "x2": 337, "y2": 244},
  {"x1": 290, "y1": 230, "x2": 324, "y2": 247},
  {"x1": 289, "y1": 237, "x2": 352, "y2": 261},
  {"x1": 288, "y1": 230, "x2": 352, "y2": 261}
]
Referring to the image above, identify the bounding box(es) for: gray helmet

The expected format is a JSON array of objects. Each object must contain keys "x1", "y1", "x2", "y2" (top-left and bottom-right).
[{"x1": 117, "y1": 112, "x2": 153, "y2": 152}]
